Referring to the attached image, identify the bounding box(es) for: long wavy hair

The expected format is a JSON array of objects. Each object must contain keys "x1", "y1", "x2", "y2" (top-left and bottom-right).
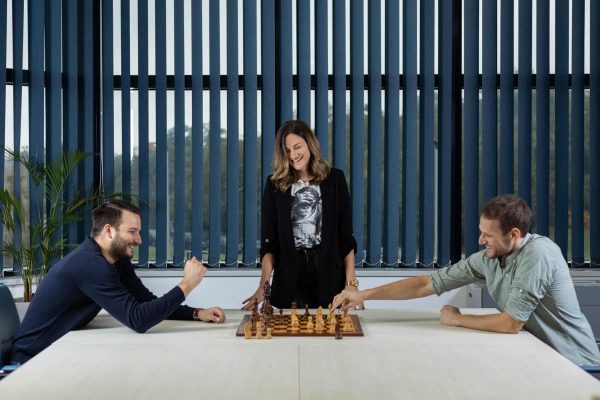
[{"x1": 271, "y1": 120, "x2": 330, "y2": 192}]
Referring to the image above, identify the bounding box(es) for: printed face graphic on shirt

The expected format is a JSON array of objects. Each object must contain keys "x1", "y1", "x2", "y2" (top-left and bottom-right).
[{"x1": 291, "y1": 185, "x2": 322, "y2": 249}]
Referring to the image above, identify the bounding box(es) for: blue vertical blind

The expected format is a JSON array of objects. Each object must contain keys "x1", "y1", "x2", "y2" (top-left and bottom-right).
[{"x1": 1, "y1": 1, "x2": 600, "y2": 271}]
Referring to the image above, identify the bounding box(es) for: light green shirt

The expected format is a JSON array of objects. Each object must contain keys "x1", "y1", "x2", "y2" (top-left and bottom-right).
[{"x1": 431, "y1": 233, "x2": 600, "y2": 366}]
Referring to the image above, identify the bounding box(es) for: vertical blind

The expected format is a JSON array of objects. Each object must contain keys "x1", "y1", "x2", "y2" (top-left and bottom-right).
[{"x1": 1, "y1": 0, "x2": 600, "y2": 272}]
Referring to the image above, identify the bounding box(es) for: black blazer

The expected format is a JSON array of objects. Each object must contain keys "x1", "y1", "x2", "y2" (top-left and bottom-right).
[{"x1": 260, "y1": 168, "x2": 357, "y2": 308}]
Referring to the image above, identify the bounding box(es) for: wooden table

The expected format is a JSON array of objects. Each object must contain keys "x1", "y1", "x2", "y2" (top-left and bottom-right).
[{"x1": 2, "y1": 309, "x2": 599, "y2": 399}]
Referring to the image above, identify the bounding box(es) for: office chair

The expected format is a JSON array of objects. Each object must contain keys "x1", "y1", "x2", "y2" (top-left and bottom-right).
[{"x1": 0, "y1": 283, "x2": 21, "y2": 378}]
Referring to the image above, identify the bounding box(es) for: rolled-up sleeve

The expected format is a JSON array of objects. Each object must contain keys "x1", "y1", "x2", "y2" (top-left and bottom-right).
[
  {"x1": 504, "y1": 287, "x2": 539, "y2": 322},
  {"x1": 430, "y1": 254, "x2": 486, "y2": 296},
  {"x1": 503, "y1": 246, "x2": 554, "y2": 322}
]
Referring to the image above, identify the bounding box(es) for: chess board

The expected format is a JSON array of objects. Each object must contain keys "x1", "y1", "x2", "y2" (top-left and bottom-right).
[{"x1": 236, "y1": 313, "x2": 364, "y2": 337}]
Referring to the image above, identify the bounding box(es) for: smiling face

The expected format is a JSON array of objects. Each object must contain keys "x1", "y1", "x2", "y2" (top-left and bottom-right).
[
  {"x1": 478, "y1": 217, "x2": 520, "y2": 259},
  {"x1": 285, "y1": 133, "x2": 311, "y2": 179},
  {"x1": 108, "y1": 210, "x2": 142, "y2": 261}
]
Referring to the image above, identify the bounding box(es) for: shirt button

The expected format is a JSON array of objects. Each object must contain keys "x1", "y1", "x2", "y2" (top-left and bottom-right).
[{"x1": 519, "y1": 289, "x2": 523, "y2": 293}]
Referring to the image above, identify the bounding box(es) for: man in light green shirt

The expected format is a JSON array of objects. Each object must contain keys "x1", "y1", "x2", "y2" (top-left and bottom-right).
[{"x1": 331, "y1": 194, "x2": 600, "y2": 366}]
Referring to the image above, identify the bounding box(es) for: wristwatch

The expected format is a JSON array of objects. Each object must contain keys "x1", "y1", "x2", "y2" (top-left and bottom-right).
[
  {"x1": 193, "y1": 308, "x2": 201, "y2": 321},
  {"x1": 346, "y1": 279, "x2": 359, "y2": 288}
]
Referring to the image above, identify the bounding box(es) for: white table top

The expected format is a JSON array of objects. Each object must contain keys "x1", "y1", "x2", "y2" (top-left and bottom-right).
[{"x1": 2, "y1": 309, "x2": 600, "y2": 399}]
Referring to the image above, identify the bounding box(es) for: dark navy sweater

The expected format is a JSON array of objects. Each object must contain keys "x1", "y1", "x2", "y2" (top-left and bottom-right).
[{"x1": 11, "y1": 237, "x2": 194, "y2": 364}]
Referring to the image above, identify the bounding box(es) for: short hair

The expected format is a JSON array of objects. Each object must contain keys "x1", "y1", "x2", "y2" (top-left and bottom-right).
[
  {"x1": 90, "y1": 199, "x2": 141, "y2": 238},
  {"x1": 481, "y1": 194, "x2": 532, "y2": 237}
]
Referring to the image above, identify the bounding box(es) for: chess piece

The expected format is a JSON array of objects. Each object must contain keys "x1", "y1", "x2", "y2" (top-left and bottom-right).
[
  {"x1": 304, "y1": 304, "x2": 310, "y2": 316},
  {"x1": 315, "y1": 313, "x2": 325, "y2": 332},
  {"x1": 243, "y1": 321, "x2": 252, "y2": 339},
  {"x1": 266, "y1": 327, "x2": 273, "y2": 339},
  {"x1": 328, "y1": 316, "x2": 336, "y2": 334},
  {"x1": 306, "y1": 316, "x2": 314, "y2": 333},
  {"x1": 255, "y1": 320, "x2": 264, "y2": 339},
  {"x1": 264, "y1": 314, "x2": 271, "y2": 331},
  {"x1": 262, "y1": 281, "x2": 273, "y2": 316},
  {"x1": 316, "y1": 306, "x2": 323, "y2": 318},
  {"x1": 343, "y1": 315, "x2": 353, "y2": 333},
  {"x1": 291, "y1": 311, "x2": 300, "y2": 331},
  {"x1": 251, "y1": 299, "x2": 260, "y2": 330},
  {"x1": 335, "y1": 319, "x2": 343, "y2": 339}
]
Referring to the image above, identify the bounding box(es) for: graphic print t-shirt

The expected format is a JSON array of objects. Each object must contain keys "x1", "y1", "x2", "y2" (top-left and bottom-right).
[{"x1": 290, "y1": 181, "x2": 322, "y2": 249}]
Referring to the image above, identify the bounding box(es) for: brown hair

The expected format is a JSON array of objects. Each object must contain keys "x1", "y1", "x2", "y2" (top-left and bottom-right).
[
  {"x1": 481, "y1": 194, "x2": 532, "y2": 237},
  {"x1": 90, "y1": 199, "x2": 141, "y2": 238},
  {"x1": 271, "y1": 120, "x2": 330, "y2": 192}
]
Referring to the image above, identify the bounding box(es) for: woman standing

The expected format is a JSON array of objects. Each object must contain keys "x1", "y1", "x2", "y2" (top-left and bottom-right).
[{"x1": 242, "y1": 120, "x2": 361, "y2": 310}]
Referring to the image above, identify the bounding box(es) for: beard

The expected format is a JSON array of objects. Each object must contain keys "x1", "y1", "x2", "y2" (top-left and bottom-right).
[{"x1": 109, "y1": 234, "x2": 134, "y2": 261}]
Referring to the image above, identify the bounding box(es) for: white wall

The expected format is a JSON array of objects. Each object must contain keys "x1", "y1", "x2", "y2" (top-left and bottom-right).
[
  {"x1": 3, "y1": 269, "x2": 484, "y2": 310},
  {"x1": 137, "y1": 269, "x2": 484, "y2": 310}
]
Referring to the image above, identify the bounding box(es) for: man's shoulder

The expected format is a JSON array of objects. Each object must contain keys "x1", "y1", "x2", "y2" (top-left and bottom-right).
[
  {"x1": 53, "y1": 238, "x2": 111, "y2": 275},
  {"x1": 522, "y1": 234, "x2": 563, "y2": 259}
]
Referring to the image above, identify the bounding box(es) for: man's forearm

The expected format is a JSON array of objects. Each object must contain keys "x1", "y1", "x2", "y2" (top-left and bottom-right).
[
  {"x1": 450, "y1": 311, "x2": 524, "y2": 334},
  {"x1": 363, "y1": 276, "x2": 434, "y2": 301}
]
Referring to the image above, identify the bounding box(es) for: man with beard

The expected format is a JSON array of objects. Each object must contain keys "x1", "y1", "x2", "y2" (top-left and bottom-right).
[
  {"x1": 331, "y1": 194, "x2": 600, "y2": 366},
  {"x1": 10, "y1": 200, "x2": 225, "y2": 364}
]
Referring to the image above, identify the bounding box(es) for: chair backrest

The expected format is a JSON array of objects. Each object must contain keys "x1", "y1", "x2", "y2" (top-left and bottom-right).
[{"x1": 0, "y1": 283, "x2": 20, "y2": 365}]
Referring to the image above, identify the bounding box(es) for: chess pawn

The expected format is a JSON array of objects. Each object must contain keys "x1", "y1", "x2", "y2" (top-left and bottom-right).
[
  {"x1": 306, "y1": 316, "x2": 314, "y2": 333},
  {"x1": 328, "y1": 318, "x2": 337, "y2": 334},
  {"x1": 291, "y1": 312, "x2": 300, "y2": 331},
  {"x1": 315, "y1": 314, "x2": 325, "y2": 332},
  {"x1": 342, "y1": 316, "x2": 353, "y2": 333},
  {"x1": 327, "y1": 310, "x2": 334, "y2": 323},
  {"x1": 255, "y1": 320, "x2": 264, "y2": 339},
  {"x1": 243, "y1": 321, "x2": 252, "y2": 339},
  {"x1": 266, "y1": 327, "x2": 273, "y2": 339},
  {"x1": 316, "y1": 306, "x2": 323, "y2": 318},
  {"x1": 335, "y1": 319, "x2": 343, "y2": 340}
]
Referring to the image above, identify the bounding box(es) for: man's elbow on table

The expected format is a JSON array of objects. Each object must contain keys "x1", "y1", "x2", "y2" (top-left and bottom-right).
[{"x1": 502, "y1": 315, "x2": 526, "y2": 334}]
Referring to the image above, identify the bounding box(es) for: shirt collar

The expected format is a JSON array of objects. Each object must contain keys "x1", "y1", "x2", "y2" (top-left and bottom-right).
[{"x1": 502, "y1": 232, "x2": 532, "y2": 266}]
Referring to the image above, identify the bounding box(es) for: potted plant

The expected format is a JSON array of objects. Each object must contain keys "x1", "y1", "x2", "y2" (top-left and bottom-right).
[{"x1": 0, "y1": 148, "x2": 101, "y2": 301}]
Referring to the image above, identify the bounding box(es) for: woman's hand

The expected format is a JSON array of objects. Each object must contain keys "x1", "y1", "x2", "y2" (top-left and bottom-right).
[{"x1": 241, "y1": 287, "x2": 265, "y2": 311}]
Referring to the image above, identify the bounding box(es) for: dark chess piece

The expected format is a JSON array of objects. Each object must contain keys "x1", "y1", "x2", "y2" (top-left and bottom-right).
[
  {"x1": 252, "y1": 299, "x2": 259, "y2": 318},
  {"x1": 335, "y1": 318, "x2": 343, "y2": 340},
  {"x1": 304, "y1": 304, "x2": 310, "y2": 316},
  {"x1": 262, "y1": 281, "x2": 273, "y2": 316},
  {"x1": 251, "y1": 299, "x2": 259, "y2": 329}
]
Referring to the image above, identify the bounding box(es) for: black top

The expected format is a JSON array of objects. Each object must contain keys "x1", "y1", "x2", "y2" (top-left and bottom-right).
[
  {"x1": 261, "y1": 168, "x2": 357, "y2": 308},
  {"x1": 11, "y1": 237, "x2": 194, "y2": 364}
]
